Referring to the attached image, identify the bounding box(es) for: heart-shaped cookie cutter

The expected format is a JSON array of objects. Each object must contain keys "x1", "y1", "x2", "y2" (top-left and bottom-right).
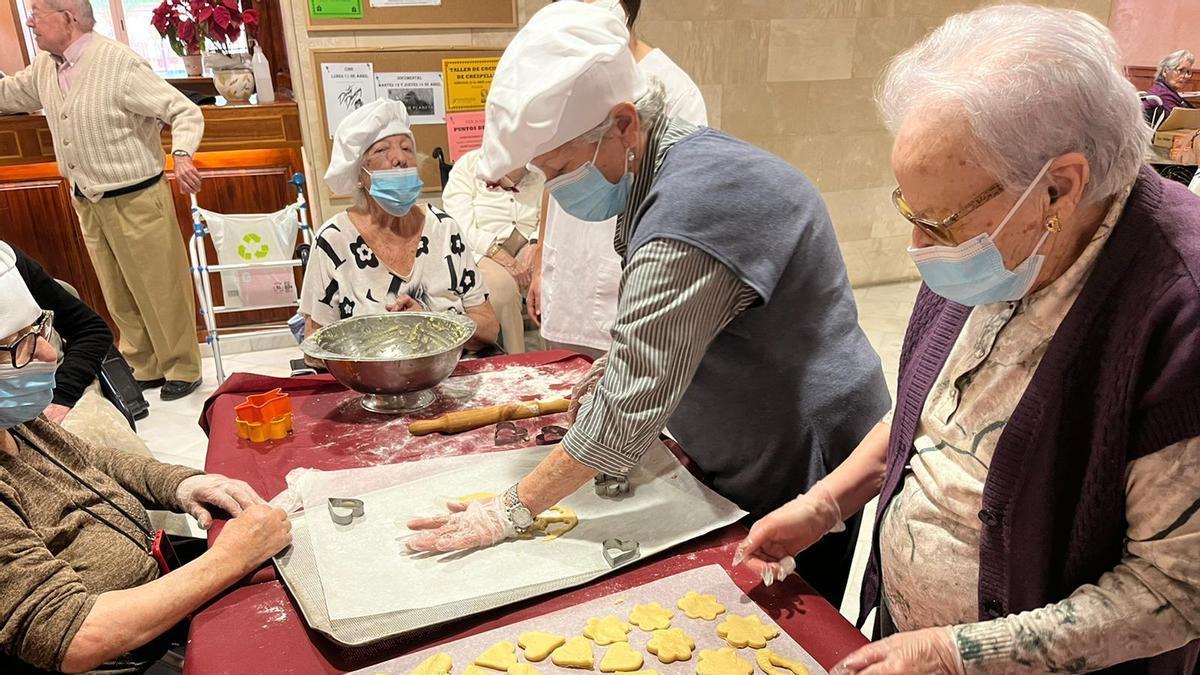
[
  {"x1": 328, "y1": 497, "x2": 365, "y2": 525},
  {"x1": 602, "y1": 538, "x2": 640, "y2": 568}
]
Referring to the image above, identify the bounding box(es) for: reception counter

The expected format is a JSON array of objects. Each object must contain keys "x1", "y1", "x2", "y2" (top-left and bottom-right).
[{"x1": 0, "y1": 96, "x2": 308, "y2": 337}]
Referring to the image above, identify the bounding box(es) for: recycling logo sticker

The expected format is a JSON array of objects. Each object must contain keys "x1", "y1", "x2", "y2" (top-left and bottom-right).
[{"x1": 237, "y1": 233, "x2": 271, "y2": 261}]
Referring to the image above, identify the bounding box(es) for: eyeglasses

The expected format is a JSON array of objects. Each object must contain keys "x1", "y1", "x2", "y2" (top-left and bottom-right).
[
  {"x1": 1, "y1": 310, "x2": 54, "y2": 369},
  {"x1": 892, "y1": 183, "x2": 1004, "y2": 246},
  {"x1": 1172, "y1": 67, "x2": 1193, "y2": 77},
  {"x1": 28, "y1": 8, "x2": 67, "y2": 22}
]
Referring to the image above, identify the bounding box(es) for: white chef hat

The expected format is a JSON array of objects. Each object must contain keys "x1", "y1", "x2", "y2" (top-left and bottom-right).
[
  {"x1": 0, "y1": 242, "x2": 41, "y2": 340},
  {"x1": 324, "y1": 98, "x2": 415, "y2": 195},
  {"x1": 476, "y1": 1, "x2": 645, "y2": 182},
  {"x1": 589, "y1": 0, "x2": 628, "y2": 26}
]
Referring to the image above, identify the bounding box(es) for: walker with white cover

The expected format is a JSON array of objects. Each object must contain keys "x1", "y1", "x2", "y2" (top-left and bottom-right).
[{"x1": 188, "y1": 174, "x2": 312, "y2": 383}]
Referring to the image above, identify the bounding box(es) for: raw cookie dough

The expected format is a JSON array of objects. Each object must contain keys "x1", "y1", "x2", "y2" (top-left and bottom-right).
[
  {"x1": 551, "y1": 636, "x2": 596, "y2": 669},
  {"x1": 697, "y1": 648, "x2": 754, "y2": 675},
  {"x1": 456, "y1": 493, "x2": 497, "y2": 502},
  {"x1": 455, "y1": 495, "x2": 577, "y2": 541},
  {"x1": 412, "y1": 654, "x2": 452, "y2": 675},
  {"x1": 599, "y1": 642, "x2": 645, "y2": 672},
  {"x1": 628, "y1": 602, "x2": 673, "y2": 631},
  {"x1": 584, "y1": 616, "x2": 633, "y2": 645},
  {"x1": 716, "y1": 615, "x2": 780, "y2": 649},
  {"x1": 476, "y1": 641, "x2": 519, "y2": 671},
  {"x1": 677, "y1": 592, "x2": 726, "y2": 621},
  {"x1": 465, "y1": 666, "x2": 494, "y2": 675},
  {"x1": 519, "y1": 632, "x2": 567, "y2": 662},
  {"x1": 508, "y1": 665, "x2": 542, "y2": 675},
  {"x1": 755, "y1": 649, "x2": 809, "y2": 675},
  {"x1": 646, "y1": 628, "x2": 696, "y2": 664}
]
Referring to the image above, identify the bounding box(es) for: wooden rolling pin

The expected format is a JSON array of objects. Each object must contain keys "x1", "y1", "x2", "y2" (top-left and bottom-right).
[{"x1": 408, "y1": 398, "x2": 570, "y2": 436}]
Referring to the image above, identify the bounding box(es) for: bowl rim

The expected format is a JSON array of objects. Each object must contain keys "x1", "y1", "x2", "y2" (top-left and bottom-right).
[{"x1": 299, "y1": 312, "x2": 476, "y2": 362}]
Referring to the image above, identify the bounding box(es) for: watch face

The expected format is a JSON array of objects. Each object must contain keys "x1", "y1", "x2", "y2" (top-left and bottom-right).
[{"x1": 510, "y1": 505, "x2": 535, "y2": 529}]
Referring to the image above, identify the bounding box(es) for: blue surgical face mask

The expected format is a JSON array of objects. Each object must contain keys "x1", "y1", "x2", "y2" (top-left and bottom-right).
[
  {"x1": 367, "y1": 166, "x2": 423, "y2": 216},
  {"x1": 908, "y1": 160, "x2": 1056, "y2": 306},
  {"x1": 545, "y1": 132, "x2": 632, "y2": 222},
  {"x1": 0, "y1": 360, "x2": 57, "y2": 430}
]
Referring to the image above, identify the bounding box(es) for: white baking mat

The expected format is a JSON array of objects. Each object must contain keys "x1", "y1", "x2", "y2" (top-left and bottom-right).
[
  {"x1": 347, "y1": 564, "x2": 827, "y2": 675},
  {"x1": 296, "y1": 443, "x2": 746, "y2": 621}
]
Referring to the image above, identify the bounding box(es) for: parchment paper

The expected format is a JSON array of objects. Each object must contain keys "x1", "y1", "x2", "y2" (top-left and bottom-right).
[{"x1": 347, "y1": 564, "x2": 828, "y2": 675}]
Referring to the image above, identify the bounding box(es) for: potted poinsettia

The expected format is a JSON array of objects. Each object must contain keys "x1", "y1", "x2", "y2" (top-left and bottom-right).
[
  {"x1": 151, "y1": 0, "x2": 203, "y2": 76},
  {"x1": 153, "y1": 0, "x2": 261, "y2": 102}
]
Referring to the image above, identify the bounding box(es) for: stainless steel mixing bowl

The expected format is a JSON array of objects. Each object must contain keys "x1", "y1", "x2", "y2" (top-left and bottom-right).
[{"x1": 299, "y1": 312, "x2": 475, "y2": 414}]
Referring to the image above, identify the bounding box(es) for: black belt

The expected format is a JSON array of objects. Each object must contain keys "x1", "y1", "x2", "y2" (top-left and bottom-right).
[{"x1": 74, "y1": 172, "x2": 163, "y2": 200}]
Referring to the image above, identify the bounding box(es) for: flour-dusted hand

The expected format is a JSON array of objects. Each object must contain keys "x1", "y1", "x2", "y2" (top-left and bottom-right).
[
  {"x1": 831, "y1": 627, "x2": 964, "y2": 675},
  {"x1": 567, "y1": 354, "x2": 608, "y2": 423},
  {"x1": 733, "y1": 479, "x2": 845, "y2": 587},
  {"x1": 176, "y1": 473, "x2": 266, "y2": 529},
  {"x1": 405, "y1": 496, "x2": 517, "y2": 552}
]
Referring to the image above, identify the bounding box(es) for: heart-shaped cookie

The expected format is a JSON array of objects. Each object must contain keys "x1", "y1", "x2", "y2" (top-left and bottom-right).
[
  {"x1": 475, "y1": 641, "x2": 519, "y2": 671},
  {"x1": 755, "y1": 649, "x2": 809, "y2": 675},
  {"x1": 583, "y1": 616, "x2": 632, "y2": 645},
  {"x1": 697, "y1": 648, "x2": 753, "y2": 675},
  {"x1": 716, "y1": 615, "x2": 779, "y2": 649},
  {"x1": 508, "y1": 665, "x2": 542, "y2": 675},
  {"x1": 676, "y1": 591, "x2": 725, "y2": 621},
  {"x1": 645, "y1": 628, "x2": 695, "y2": 664},
  {"x1": 628, "y1": 602, "x2": 673, "y2": 631},
  {"x1": 464, "y1": 666, "x2": 493, "y2": 675},
  {"x1": 551, "y1": 636, "x2": 595, "y2": 669},
  {"x1": 519, "y1": 631, "x2": 566, "y2": 662},
  {"x1": 412, "y1": 653, "x2": 452, "y2": 675},
  {"x1": 599, "y1": 642, "x2": 644, "y2": 673}
]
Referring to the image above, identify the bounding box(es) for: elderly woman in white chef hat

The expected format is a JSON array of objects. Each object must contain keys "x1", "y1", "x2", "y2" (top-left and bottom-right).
[
  {"x1": 405, "y1": 2, "x2": 890, "y2": 604},
  {"x1": 300, "y1": 98, "x2": 499, "y2": 352}
]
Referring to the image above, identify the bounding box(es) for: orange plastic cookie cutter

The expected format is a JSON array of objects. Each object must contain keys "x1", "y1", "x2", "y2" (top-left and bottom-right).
[{"x1": 234, "y1": 388, "x2": 294, "y2": 443}]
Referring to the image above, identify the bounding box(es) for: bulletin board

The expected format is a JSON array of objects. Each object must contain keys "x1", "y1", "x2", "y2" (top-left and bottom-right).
[
  {"x1": 311, "y1": 47, "x2": 503, "y2": 195},
  {"x1": 306, "y1": 0, "x2": 516, "y2": 32}
]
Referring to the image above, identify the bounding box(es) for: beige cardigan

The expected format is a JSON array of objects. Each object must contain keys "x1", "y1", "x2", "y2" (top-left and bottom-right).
[{"x1": 0, "y1": 34, "x2": 203, "y2": 202}]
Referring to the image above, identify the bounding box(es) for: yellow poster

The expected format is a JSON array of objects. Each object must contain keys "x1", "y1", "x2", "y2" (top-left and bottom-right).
[{"x1": 442, "y1": 57, "x2": 500, "y2": 112}]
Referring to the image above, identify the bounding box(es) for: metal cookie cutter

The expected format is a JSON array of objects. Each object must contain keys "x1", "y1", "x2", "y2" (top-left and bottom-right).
[
  {"x1": 327, "y1": 498, "x2": 365, "y2": 525},
  {"x1": 595, "y1": 473, "x2": 630, "y2": 498},
  {"x1": 602, "y1": 538, "x2": 640, "y2": 568}
]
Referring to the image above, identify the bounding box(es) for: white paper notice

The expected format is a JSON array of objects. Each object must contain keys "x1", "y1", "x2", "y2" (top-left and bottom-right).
[
  {"x1": 371, "y1": 0, "x2": 440, "y2": 6},
  {"x1": 375, "y1": 71, "x2": 446, "y2": 125},
  {"x1": 321, "y1": 62, "x2": 377, "y2": 139}
]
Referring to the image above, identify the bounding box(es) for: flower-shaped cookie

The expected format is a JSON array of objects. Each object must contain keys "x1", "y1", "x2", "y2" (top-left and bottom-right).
[
  {"x1": 412, "y1": 653, "x2": 452, "y2": 675},
  {"x1": 551, "y1": 636, "x2": 595, "y2": 669},
  {"x1": 599, "y1": 642, "x2": 644, "y2": 673},
  {"x1": 518, "y1": 632, "x2": 566, "y2": 662},
  {"x1": 645, "y1": 628, "x2": 696, "y2": 664},
  {"x1": 697, "y1": 648, "x2": 754, "y2": 675},
  {"x1": 676, "y1": 591, "x2": 726, "y2": 621},
  {"x1": 716, "y1": 615, "x2": 780, "y2": 649},
  {"x1": 628, "y1": 602, "x2": 673, "y2": 631},
  {"x1": 755, "y1": 649, "x2": 810, "y2": 675},
  {"x1": 583, "y1": 616, "x2": 633, "y2": 645},
  {"x1": 475, "y1": 641, "x2": 519, "y2": 671}
]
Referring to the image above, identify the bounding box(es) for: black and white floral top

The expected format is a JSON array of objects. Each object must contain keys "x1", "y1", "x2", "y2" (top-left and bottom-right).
[{"x1": 300, "y1": 205, "x2": 489, "y2": 327}]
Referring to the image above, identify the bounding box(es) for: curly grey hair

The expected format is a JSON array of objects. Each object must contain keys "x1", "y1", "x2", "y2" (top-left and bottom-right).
[
  {"x1": 574, "y1": 75, "x2": 668, "y2": 145},
  {"x1": 877, "y1": 4, "x2": 1148, "y2": 205}
]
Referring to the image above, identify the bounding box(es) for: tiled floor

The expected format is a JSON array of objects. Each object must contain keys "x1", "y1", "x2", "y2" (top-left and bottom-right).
[{"x1": 134, "y1": 280, "x2": 922, "y2": 626}]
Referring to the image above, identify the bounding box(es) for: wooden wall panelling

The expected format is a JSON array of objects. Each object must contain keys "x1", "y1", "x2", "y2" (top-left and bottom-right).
[{"x1": 1127, "y1": 65, "x2": 1158, "y2": 93}]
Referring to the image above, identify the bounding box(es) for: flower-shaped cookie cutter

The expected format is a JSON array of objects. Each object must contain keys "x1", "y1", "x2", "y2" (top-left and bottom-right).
[{"x1": 234, "y1": 388, "x2": 294, "y2": 443}]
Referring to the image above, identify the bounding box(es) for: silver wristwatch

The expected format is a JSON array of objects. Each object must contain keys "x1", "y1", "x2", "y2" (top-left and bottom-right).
[{"x1": 503, "y1": 483, "x2": 535, "y2": 534}]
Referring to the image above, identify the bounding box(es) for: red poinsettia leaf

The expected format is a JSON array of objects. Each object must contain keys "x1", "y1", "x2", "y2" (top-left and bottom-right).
[
  {"x1": 242, "y1": 9, "x2": 259, "y2": 26},
  {"x1": 222, "y1": 0, "x2": 239, "y2": 10},
  {"x1": 213, "y1": 6, "x2": 231, "y2": 29}
]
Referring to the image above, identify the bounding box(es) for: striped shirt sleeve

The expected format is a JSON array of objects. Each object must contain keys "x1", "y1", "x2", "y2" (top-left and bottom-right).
[{"x1": 560, "y1": 239, "x2": 758, "y2": 475}]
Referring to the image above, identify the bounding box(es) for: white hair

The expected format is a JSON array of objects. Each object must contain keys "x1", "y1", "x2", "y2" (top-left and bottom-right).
[
  {"x1": 878, "y1": 4, "x2": 1148, "y2": 205},
  {"x1": 1156, "y1": 49, "x2": 1195, "y2": 81},
  {"x1": 47, "y1": 0, "x2": 96, "y2": 31},
  {"x1": 575, "y1": 75, "x2": 667, "y2": 144}
]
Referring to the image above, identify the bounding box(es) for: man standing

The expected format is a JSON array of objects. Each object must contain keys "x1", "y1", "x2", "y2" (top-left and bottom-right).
[{"x1": 0, "y1": 0, "x2": 204, "y2": 400}]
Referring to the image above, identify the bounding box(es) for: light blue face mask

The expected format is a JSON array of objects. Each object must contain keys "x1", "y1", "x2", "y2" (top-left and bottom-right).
[
  {"x1": 544, "y1": 132, "x2": 633, "y2": 223},
  {"x1": 0, "y1": 360, "x2": 57, "y2": 430},
  {"x1": 367, "y1": 166, "x2": 423, "y2": 216},
  {"x1": 908, "y1": 160, "x2": 1056, "y2": 306}
]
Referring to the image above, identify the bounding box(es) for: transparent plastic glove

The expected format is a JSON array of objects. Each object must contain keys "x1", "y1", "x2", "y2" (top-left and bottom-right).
[
  {"x1": 176, "y1": 474, "x2": 267, "y2": 530},
  {"x1": 732, "y1": 480, "x2": 845, "y2": 586},
  {"x1": 567, "y1": 354, "x2": 608, "y2": 423},
  {"x1": 831, "y1": 627, "x2": 964, "y2": 675},
  {"x1": 404, "y1": 496, "x2": 517, "y2": 553}
]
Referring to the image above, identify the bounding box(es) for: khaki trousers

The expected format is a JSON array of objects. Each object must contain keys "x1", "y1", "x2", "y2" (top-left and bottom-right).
[
  {"x1": 477, "y1": 255, "x2": 527, "y2": 354},
  {"x1": 73, "y1": 179, "x2": 201, "y2": 382}
]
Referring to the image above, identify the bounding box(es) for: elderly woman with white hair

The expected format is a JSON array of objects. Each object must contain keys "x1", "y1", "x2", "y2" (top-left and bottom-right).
[
  {"x1": 405, "y1": 1, "x2": 890, "y2": 604},
  {"x1": 300, "y1": 98, "x2": 499, "y2": 352},
  {"x1": 738, "y1": 6, "x2": 1200, "y2": 674},
  {"x1": 1144, "y1": 49, "x2": 1194, "y2": 119}
]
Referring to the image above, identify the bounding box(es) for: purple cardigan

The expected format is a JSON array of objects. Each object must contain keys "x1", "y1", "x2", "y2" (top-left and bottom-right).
[
  {"x1": 1144, "y1": 78, "x2": 1193, "y2": 117},
  {"x1": 860, "y1": 167, "x2": 1200, "y2": 673}
]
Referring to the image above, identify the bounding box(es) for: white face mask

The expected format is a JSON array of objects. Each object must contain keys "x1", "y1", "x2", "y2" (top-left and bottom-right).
[{"x1": 589, "y1": 0, "x2": 628, "y2": 26}]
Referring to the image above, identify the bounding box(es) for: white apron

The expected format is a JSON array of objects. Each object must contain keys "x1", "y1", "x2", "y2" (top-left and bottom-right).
[{"x1": 539, "y1": 198, "x2": 622, "y2": 351}]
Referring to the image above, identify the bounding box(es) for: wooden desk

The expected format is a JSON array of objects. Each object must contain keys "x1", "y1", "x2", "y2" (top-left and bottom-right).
[{"x1": 0, "y1": 98, "x2": 308, "y2": 338}]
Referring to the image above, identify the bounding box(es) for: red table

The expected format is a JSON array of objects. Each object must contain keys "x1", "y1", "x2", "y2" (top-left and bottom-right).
[{"x1": 185, "y1": 351, "x2": 868, "y2": 673}]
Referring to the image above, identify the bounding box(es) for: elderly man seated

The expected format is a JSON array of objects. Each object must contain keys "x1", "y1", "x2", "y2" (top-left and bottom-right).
[
  {"x1": 301, "y1": 99, "x2": 499, "y2": 352},
  {"x1": 441, "y1": 148, "x2": 544, "y2": 354},
  {"x1": 0, "y1": 244, "x2": 291, "y2": 673}
]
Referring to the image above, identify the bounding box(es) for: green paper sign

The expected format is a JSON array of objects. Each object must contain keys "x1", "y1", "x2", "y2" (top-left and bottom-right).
[{"x1": 310, "y1": 0, "x2": 363, "y2": 19}]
